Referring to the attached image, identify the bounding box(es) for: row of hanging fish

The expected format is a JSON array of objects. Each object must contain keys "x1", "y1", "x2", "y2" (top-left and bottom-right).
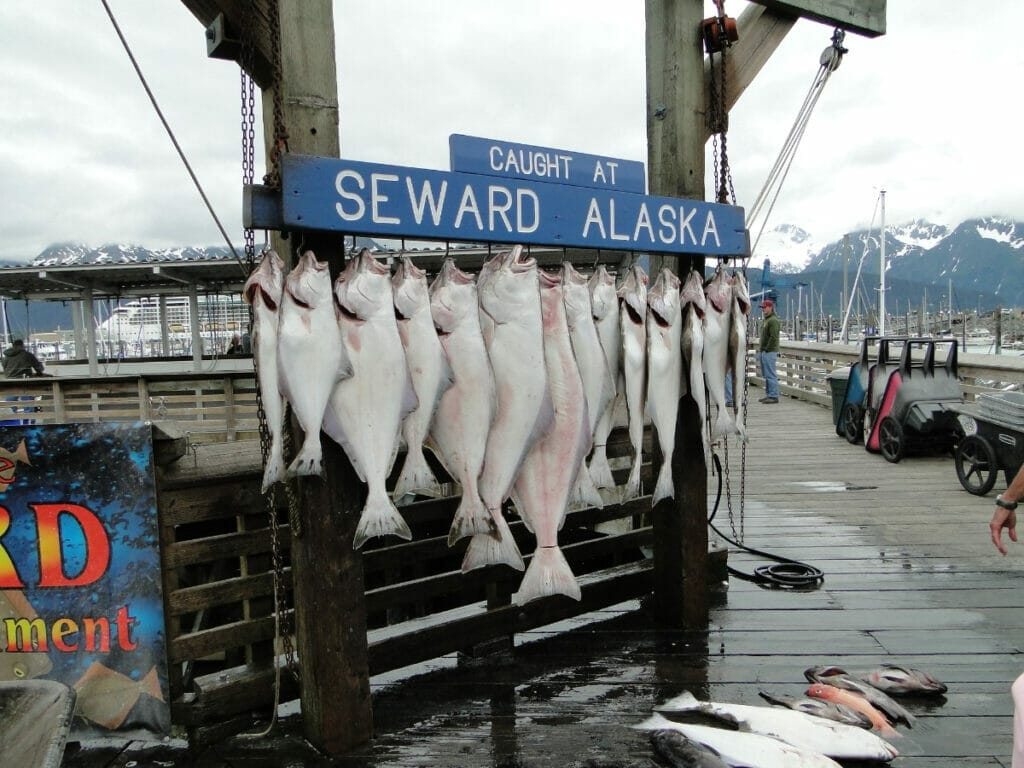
[{"x1": 243, "y1": 245, "x2": 750, "y2": 605}]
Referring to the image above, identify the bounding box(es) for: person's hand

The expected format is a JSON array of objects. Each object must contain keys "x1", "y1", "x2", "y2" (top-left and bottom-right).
[{"x1": 990, "y1": 506, "x2": 1017, "y2": 555}]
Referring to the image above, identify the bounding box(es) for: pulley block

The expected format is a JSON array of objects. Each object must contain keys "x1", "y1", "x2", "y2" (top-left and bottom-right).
[{"x1": 702, "y1": 15, "x2": 738, "y2": 54}]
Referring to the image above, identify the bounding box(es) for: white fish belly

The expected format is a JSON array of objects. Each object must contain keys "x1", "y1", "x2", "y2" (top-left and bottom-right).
[{"x1": 252, "y1": 297, "x2": 285, "y2": 490}]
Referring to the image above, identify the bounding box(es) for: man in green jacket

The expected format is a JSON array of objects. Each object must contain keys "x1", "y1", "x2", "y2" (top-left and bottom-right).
[{"x1": 758, "y1": 300, "x2": 780, "y2": 403}]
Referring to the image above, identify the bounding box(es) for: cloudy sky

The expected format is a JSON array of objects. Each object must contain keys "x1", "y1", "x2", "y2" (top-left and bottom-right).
[{"x1": 2, "y1": 1, "x2": 1022, "y2": 263}]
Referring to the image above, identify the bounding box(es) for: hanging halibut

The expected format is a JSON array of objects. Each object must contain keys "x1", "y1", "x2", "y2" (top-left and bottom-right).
[
  {"x1": 470, "y1": 245, "x2": 552, "y2": 572},
  {"x1": 277, "y1": 251, "x2": 353, "y2": 478},
  {"x1": 728, "y1": 269, "x2": 751, "y2": 442},
  {"x1": 703, "y1": 269, "x2": 738, "y2": 439},
  {"x1": 392, "y1": 256, "x2": 454, "y2": 498},
  {"x1": 562, "y1": 261, "x2": 610, "y2": 509},
  {"x1": 680, "y1": 268, "x2": 709, "y2": 460},
  {"x1": 428, "y1": 258, "x2": 496, "y2": 545},
  {"x1": 243, "y1": 249, "x2": 286, "y2": 492},
  {"x1": 618, "y1": 264, "x2": 648, "y2": 501},
  {"x1": 587, "y1": 265, "x2": 621, "y2": 490},
  {"x1": 511, "y1": 269, "x2": 588, "y2": 605},
  {"x1": 646, "y1": 267, "x2": 683, "y2": 506},
  {"x1": 322, "y1": 249, "x2": 417, "y2": 549}
]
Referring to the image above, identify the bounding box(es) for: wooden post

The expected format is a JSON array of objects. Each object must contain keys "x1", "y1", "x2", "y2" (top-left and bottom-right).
[
  {"x1": 645, "y1": 0, "x2": 708, "y2": 628},
  {"x1": 260, "y1": 0, "x2": 373, "y2": 754}
]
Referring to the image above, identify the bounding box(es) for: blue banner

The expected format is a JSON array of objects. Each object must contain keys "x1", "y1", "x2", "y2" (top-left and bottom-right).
[
  {"x1": 280, "y1": 154, "x2": 747, "y2": 256},
  {"x1": 449, "y1": 134, "x2": 646, "y2": 193},
  {"x1": 0, "y1": 423, "x2": 168, "y2": 737}
]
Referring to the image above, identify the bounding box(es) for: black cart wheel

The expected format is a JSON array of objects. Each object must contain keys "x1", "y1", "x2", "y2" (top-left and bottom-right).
[
  {"x1": 954, "y1": 434, "x2": 998, "y2": 496},
  {"x1": 878, "y1": 417, "x2": 905, "y2": 463},
  {"x1": 841, "y1": 403, "x2": 864, "y2": 444}
]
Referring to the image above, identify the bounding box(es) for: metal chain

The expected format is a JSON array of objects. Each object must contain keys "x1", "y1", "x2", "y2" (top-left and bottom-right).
[
  {"x1": 264, "y1": 0, "x2": 288, "y2": 190},
  {"x1": 707, "y1": 8, "x2": 737, "y2": 206}
]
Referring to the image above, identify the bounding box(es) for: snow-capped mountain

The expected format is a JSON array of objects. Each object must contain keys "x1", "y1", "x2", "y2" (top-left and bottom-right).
[
  {"x1": 31, "y1": 243, "x2": 235, "y2": 267},
  {"x1": 751, "y1": 224, "x2": 818, "y2": 272}
]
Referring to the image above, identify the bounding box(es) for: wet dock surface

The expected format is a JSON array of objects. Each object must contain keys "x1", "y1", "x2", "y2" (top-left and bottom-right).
[{"x1": 63, "y1": 393, "x2": 1023, "y2": 766}]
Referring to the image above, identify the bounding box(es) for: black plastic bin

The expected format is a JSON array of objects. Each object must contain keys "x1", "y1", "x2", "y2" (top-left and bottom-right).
[{"x1": 827, "y1": 366, "x2": 852, "y2": 426}]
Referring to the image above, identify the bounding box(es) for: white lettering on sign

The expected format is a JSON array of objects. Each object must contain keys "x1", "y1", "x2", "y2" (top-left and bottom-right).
[
  {"x1": 517, "y1": 189, "x2": 539, "y2": 233},
  {"x1": 584, "y1": 197, "x2": 722, "y2": 248},
  {"x1": 407, "y1": 178, "x2": 447, "y2": 225},
  {"x1": 592, "y1": 161, "x2": 619, "y2": 185},
  {"x1": 335, "y1": 169, "x2": 366, "y2": 221},
  {"x1": 454, "y1": 186, "x2": 483, "y2": 230},
  {"x1": 371, "y1": 173, "x2": 400, "y2": 225},
  {"x1": 489, "y1": 186, "x2": 513, "y2": 232},
  {"x1": 489, "y1": 146, "x2": 572, "y2": 181}
]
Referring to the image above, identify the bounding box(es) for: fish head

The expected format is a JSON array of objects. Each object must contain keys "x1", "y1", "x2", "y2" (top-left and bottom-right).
[
  {"x1": 334, "y1": 248, "x2": 393, "y2": 321},
  {"x1": 392, "y1": 255, "x2": 428, "y2": 321},
  {"x1": 284, "y1": 251, "x2": 333, "y2": 310},
  {"x1": 649, "y1": 729, "x2": 730, "y2": 768},
  {"x1": 647, "y1": 267, "x2": 681, "y2": 328},
  {"x1": 243, "y1": 249, "x2": 285, "y2": 310},
  {"x1": 731, "y1": 270, "x2": 751, "y2": 314},
  {"x1": 429, "y1": 258, "x2": 477, "y2": 335},
  {"x1": 478, "y1": 245, "x2": 538, "y2": 323},
  {"x1": 703, "y1": 269, "x2": 731, "y2": 315},
  {"x1": 617, "y1": 264, "x2": 648, "y2": 326},
  {"x1": 588, "y1": 265, "x2": 617, "y2": 321},
  {"x1": 680, "y1": 269, "x2": 707, "y2": 318},
  {"x1": 561, "y1": 261, "x2": 592, "y2": 327}
]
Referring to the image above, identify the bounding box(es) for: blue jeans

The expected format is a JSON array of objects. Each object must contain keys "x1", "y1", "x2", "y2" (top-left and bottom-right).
[{"x1": 759, "y1": 351, "x2": 779, "y2": 399}]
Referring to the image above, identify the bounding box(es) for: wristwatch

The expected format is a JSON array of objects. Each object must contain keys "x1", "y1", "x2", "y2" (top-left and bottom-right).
[{"x1": 995, "y1": 495, "x2": 1018, "y2": 511}]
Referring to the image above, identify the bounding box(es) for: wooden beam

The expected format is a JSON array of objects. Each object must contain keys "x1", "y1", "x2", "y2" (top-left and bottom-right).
[
  {"x1": 645, "y1": 0, "x2": 709, "y2": 629},
  {"x1": 748, "y1": 0, "x2": 885, "y2": 38},
  {"x1": 179, "y1": 0, "x2": 275, "y2": 86}
]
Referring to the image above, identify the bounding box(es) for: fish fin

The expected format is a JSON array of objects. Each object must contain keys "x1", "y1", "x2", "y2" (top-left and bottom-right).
[
  {"x1": 393, "y1": 446, "x2": 442, "y2": 499},
  {"x1": 656, "y1": 690, "x2": 699, "y2": 712},
  {"x1": 261, "y1": 437, "x2": 286, "y2": 493},
  {"x1": 529, "y1": 388, "x2": 556, "y2": 447},
  {"x1": 447, "y1": 490, "x2": 497, "y2": 545},
  {"x1": 633, "y1": 713, "x2": 675, "y2": 731},
  {"x1": 568, "y1": 464, "x2": 604, "y2": 514},
  {"x1": 510, "y1": 490, "x2": 534, "y2": 534},
  {"x1": 622, "y1": 460, "x2": 642, "y2": 501},
  {"x1": 712, "y1": 404, "x2": 735, "y2": 438},
  {"x1": 651, "y1": 460, "x2": 674, "y2": 506},
  {"x1": 513, "y1": 546, "x2": 580, "y2": 605},
  {"x1": 462, "y1": 515, "x2": 524, "y2": 572},
  {"x1": 401, "y1": 367, "x2": 419, "y2": 421},
  {"x1": 337, "y1": 345, "x2": 355, "y2": 381},
  {"x1": 352, "y1": 488, "x2": 412, "y2": 549},
  {"x1": 588, "y1": 445, "x2": 616, "y2": 490},
  {"x1": 440, "y1": 352, "x2": 456, "y2": 394},
  {"x1": 286, "y1": 435, "x2": 324, "y2": 479}
]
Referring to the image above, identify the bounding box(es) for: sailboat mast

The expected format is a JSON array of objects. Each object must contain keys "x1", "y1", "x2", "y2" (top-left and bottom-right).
[{"x1": 879, "y1": 189, "x2": 887, "y2": 336}]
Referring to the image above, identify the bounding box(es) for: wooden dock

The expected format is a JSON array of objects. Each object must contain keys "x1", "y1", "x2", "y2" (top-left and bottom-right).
[{"x1": 63, "y1": 391, "x2": 1024, "y2": 767}]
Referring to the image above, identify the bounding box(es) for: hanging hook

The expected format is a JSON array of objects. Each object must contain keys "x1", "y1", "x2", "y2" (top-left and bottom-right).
[{"x1": 593, "y1": 248, "x2": 601, "y2": 270}]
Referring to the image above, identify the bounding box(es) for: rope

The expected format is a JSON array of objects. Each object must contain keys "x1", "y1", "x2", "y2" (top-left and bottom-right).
[
  {"x1": 708, "y1": 453, "x2": 824, "y2": 588},
  {"x1": 99, "y1": 0, "x2": 246, "y2": 275},
  {"x1": 747, "y1": 29, "x2": 848, "y2": 264}
]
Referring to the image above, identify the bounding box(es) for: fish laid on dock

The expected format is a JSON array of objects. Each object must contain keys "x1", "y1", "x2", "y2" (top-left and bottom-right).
[
  {"x1": 806, "y1": 683, "x2": 900, "y2": 739},
  {"x1": 277, "y1": 251, "x2": 352, "y2": 478},
  {"x1": 322, "y1": 249, "x2": 417, "y2": 549},
  {"x1": 392, "y1": 256, "x2": 453, "y2": 499},
  {"x1": 804, "y1": 666, "x2": 915, "y2": 726},
  {"x1": 646, "y1": 267, "x2": 683, "y2": 505},
  {"x1": 846, "y1": 663, "x2": 948, "y2": 696},
  {"x1": 758, "y1": 690, "x2": 872, "y2": 729},
  {"x1": 649, "y1": 729, "x2": 730, "y2": 768},
  {"x1": 428, "y1": 258, "x2": 496, "y2": 545},
  {"x1": 656, "y1": 691, "x2": 897, "y2": 761},
  {"x1": 637, "y1": 712, "x2": 844, "y2": 768},
  {"x1": 511, "y1": 269, "x2": 587, "y2": 604},
  {"x1": 242, "y1": 249, "x2": 286, "y2": 493}
]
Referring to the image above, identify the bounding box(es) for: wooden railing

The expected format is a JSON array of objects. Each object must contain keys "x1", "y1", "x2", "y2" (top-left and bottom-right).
[
  {"x1": 0, "y1": 371, "x2": 259, "y2": 443},
  {"x1": 746, "y1": 341, "x2": 1024, "y2": 407}
]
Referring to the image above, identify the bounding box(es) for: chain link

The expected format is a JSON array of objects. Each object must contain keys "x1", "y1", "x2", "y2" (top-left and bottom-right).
[{"x1": 264, "y1": 0, "x2": 288, "y2": 190}]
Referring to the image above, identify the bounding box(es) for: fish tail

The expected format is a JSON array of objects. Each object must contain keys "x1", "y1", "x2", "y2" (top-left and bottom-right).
[
  {"x1": 712, "y1": 406, "x2": 735, "y2": 438},
  {"x1": 393, "y1": 446, "x2": 441, "y2": 499},
  {"x1": 286, "y1": 436, "x2": 324, "y2": 479},
  {"x1": 513, "y1": 546, "x2": 581, "y2": 605},
  {"x1": 588, "y1": 445, "x2": 616, "y2": 490},
  {"x1": 651, "y1": 459, "x2": 674, "y2": 506},
  {"x1": 462, "y1": 513, "x2": 524, "y2": 572},
  {"x1": 352, "y1": 489, "x2": 412, "y2": 549},
  {"x1": 569, "y1": 465, "x2": 604, "y2": 512},
  {"x1": 659, "y1": 690, "x2": 699, "y2": 712},
  {"x1": 622, "y1": 461, "x2": 642, "y2": 501},
  {"x1": 261, "y1": 437, "x2": 286, "y2": 494},
  {"x1": 447, "y1": 490, "x2": 496, "y2": 546}
]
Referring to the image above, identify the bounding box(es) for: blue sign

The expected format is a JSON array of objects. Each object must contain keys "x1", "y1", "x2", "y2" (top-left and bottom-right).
[
  {"x1": 279, "y1": 155, "x2": 746, "y2": 256},
  {"x1": 449, "y1": 134, "x2": 646, "y2": 193}
]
